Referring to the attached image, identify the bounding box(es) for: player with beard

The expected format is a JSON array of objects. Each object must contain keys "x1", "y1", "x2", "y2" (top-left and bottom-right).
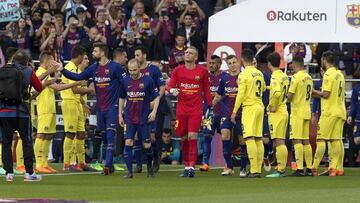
[{"x1": 58, "y1": 43, "x2": 126, "y2": 175}]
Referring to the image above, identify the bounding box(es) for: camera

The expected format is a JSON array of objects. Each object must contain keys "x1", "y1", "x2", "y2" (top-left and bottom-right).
[{"x1": 160, "y1": 10, "x2": 168, "y2": 17}]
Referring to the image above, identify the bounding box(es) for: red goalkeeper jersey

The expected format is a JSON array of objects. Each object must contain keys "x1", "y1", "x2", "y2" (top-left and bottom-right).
[{"x1": 167, "y1": 64, "x2": 212, "y2": 116}]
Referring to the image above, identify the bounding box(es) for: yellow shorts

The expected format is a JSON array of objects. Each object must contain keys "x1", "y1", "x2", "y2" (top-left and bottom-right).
[
  {"x1": 317, "y1": 116, "x2": 344, "y2": 140},
  {"x1": 62, "y1": 100, "x2": 85, "y2": 133},
  {"x1": 269, "y1": 112, "x2": 288, "y2": 139},
  {"x1": 289, "y1": 116, "x2": 310, "y2": 140},
  {"x1": 242, "y1": 105, "x2": 264, "y2": 138},
  {"x1": 37, "y1": 113, "x2": 56, "y2": 134}
]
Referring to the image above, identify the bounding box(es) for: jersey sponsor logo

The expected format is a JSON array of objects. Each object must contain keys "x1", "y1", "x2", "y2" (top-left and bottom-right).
[
  {"x1": 127, "y1": 91, "x2": 145, "y2": 97},
  {"x1": 94, "y1": 77, "x2": 111, "y2": 83},
  {"x1": 180, "y1": 83, "x2": 200, "y2": 89},
  {"x1": 210, "y1": 86, "x2": 219, "y2": 92},
  {"x1": 225, "y1": 87, "x2": 238, "y2": 93}
]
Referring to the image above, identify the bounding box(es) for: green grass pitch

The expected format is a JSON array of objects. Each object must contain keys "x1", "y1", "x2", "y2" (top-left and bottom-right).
[{"x1": 0, "y1": 164, "x2": 359, "y2": 202}]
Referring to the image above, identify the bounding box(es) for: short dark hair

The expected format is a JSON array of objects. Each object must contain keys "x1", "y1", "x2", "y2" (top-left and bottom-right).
[
  {"x1": 134, "y1": 45, "x2": 148, "y2": 56},
  {"x1": 292, "y1": 55, "x2": 304, "y2": 67},
  {"x1": 67, "y1": 14, "x2": 78, "y2": 22},
  {"x1": 266, "y1": 52, "x2": 281, "y2": 67},
  {"x1": 6, "y1": 47, "x2": 19, "y2": 62},
  {"x1": 241, "y1": 48, "x2": 255, "y2": 63},
  {"x1": 71, "y1": 46, "x2": 86, "y2": 59},
  {"x1": 211, "y1": 55, "x2": 220, "y2": 60},
  {"x1": 113, "y1": 48, "x2": 126, "y2": 59},
  {"x1": 13, "y1": 50, "x2": 30, "y2": 66},
  {"x1": 163, "y1": 128, "x2": 171, "y2": 134},
  {"x1": 226, "y1": 55, "x2": 237, "y2": 61},
  {"x1": 93, "y1": 42, "x2": 109, "y2": 57},
  {"x1": 184, "y1": 13, "x2": 193, "y2": 19},
  {"x1": 322, "y1": 51, "x2": 337, "y2": 66},
  {"x1": 39, "y1": 51, "x2": 53, "y2": 64}
]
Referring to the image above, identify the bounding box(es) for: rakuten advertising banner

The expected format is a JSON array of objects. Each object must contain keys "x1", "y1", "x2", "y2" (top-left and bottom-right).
[{"x1": 207, "y1": 0, "x2": 360, "y2": 69}]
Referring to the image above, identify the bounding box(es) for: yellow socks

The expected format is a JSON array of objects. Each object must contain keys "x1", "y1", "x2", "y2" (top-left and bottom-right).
[
  {"x1": 276, "y1": 145, "x2": 288, "y2": 172},
  {"x1": 42, "y1": 139, "x2": 51, "y2": 167},
  {"x1": 34, "y1": 138, "x2": 44, "y2": 168},
  {"x1": 312, "y1": 141, "x2": 325, "y2": 169},
  {"x1": 255, "y1": 140, "x2": 264, "y2": 173},
  {"x1": 303, "y1": 144, "x2": 313, "y2": 169},
  {"x1": 63, "y1": 137, "x2": 74, "y2": 165},
  {"x1": 245, "y1": 139, "x2": 258, "y2": 174},
  {"x1": 329, "y1": 141, "x2": 340, "y2": 169},
  {"x1": 16, "y1": 138, "x2": 24, "y2": 167},
  {"x1": 76, "y1": 139, "x2": 85, "y2": 165},
  {"x1": 337, "y1": 140, "x2": 344, "y2": 171},
  {"x1": 294, "y1": 143, "x2": 304, "y2": 170}
]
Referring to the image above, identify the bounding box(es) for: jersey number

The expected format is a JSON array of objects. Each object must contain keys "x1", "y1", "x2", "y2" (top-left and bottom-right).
[
  {"x1": 255, "y1": 80, "x2": 262, "y2": 98},
  {"x1": 282, "y1": 85, "x2": 289, "y2": 102},
  {"x1": 306, "y1": 84, "x2": 311, "y2": 101}
]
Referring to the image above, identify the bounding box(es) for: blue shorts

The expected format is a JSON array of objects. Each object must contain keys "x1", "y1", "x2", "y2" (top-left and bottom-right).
[
  {"x1": 96, "y1": 106, "x2": 118, "y2": 132},
  {"x1": 354, "y1": 121, "x2": 360, "y2": 137},
  {"x1": 125, "y1": 123, "x2": 150, "y2": 141},
  {"x1": 263, "y1": 114, "x2": 270, "y2": 137},
  {"x1": 200, "y1": 115, "x2": 221, "y2": 135},
  {"x1": 221, "y1": 117, "x2": 243, "y2": 136}
]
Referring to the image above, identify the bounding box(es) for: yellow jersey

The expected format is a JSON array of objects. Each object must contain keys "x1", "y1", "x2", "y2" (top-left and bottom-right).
[
  {"x1": 321, "y1": 67, "x2": 346, "y2": 119},
  {"x1": 233, "y1": 66, "x2": 265, "y2": 112},
  {"x1": 61, "y1": 61, "x2": 81, "y2": 102},
  {"x1": 288, "y1": 70, "x2": 313, "y2": 119},
  {"x1": 36, "y1": 66, "x2": 55, "y2": 115},
  {"x1": 269, "y1": 70, "x2": 289, "y2": 114}
]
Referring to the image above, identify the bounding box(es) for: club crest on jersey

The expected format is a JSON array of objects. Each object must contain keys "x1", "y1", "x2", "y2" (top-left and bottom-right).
[
  {"x1": 145, "y1": 72, "x2": 150, "y2": 76},
  {"x1": 139, "y1": 83, "x2": 144, "y2": 88},
  {"x1": 44, "y1": 126, "x2": 48, "y2": 131},
  {"x1": 195, "y1": 75, "x2": 200, "y2": 81},
  {"x1": 347, "y1": 4, "x2": 360, "y2": 28},
  {"x1": 105, "y1": 69, "x2": 110, "y2": 74}
]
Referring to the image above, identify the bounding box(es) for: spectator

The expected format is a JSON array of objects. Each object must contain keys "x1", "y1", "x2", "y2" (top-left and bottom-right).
[
  {"x1": 116, "y1": 31, "x2": 142, "y2": 60},
  {"x1": 160, "y1": 128, "x2": 180, "y2": 165},
  {"x1": 80, "y1": 27, "x2": 106, "y2": 64},
  {"x1": 329, "y1": 43, "x2": 356, "y2": 76},
  {"x1": 19, "y1": 0, "x2": 31, "y2": 18},
  {"x1": 109, "y1": 5, "x2": 126, "y2": 37},
  {"x1": 6, "y1": 18, "x2": 34, "y2": 55},
  {"x1": 284, "y1": 43, "x2": 312, "y2": 75},
  {"x1": 76, "y1": 7, "x2": 94, "y2": 32},
  {"x1": 151, "y1": 7, "x2": 175, "y2": 59},
  {"x1": 95, "y1": 9, "x2": 113, "y2": 45},
  {"x1": 179, "y1": 0, "x2": 206, "y2": 29},
  {"x1": 127, "y1": 1, "x2": 152, "y2": 40},
  {"x1": 155, "y1": 0, "x2": 183, "y2": 30},
  {"x1": 168, "y1": 33, "x2": 186, "y2": 70},
  {"x1": 61, "y1": 0, "x2": 88, "y2": 25},
  {"x1": 40, "y1": 29, "x2": 62, "y2": 61},
  {"x1": 36, "y1": 11, "x2": 59, "y2": 44},
  {"x1": 62, "y1": 15, "x2": 86, "y2": 60},
  {"x1": 177, "y1": 13, "x2": 204, "y2": 61}
]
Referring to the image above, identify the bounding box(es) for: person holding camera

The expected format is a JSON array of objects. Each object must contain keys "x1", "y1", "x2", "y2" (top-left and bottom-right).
[
  {"x1": 151, "y1": 7, "x2": 175, "y2": 59},
  {"x1": 61, "y1": 15, "x2": 87, "y2": 60}
]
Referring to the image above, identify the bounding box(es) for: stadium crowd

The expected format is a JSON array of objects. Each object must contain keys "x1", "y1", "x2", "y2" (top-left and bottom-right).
[{"x1": 0, "y1": 0, "x2": 360, "y2": 181}]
